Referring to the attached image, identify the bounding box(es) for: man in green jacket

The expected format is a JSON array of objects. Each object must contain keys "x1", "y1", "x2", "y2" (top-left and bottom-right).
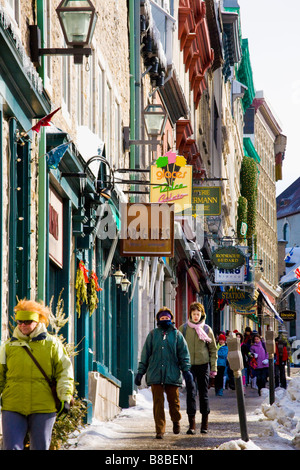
[
  {"x1": 0, "y1": 299, "x2": 74, "y2": 450},
  {"x1": 135, "y1": 307, "x2": 194, "y2": 439}
]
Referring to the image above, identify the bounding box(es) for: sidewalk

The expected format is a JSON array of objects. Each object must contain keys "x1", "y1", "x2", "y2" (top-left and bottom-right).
[{"x1": 68, "y1": 372, "x2": 300, "y2": 450}]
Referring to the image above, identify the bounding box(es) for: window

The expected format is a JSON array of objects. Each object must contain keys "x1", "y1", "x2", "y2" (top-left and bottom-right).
[
  {"x1": 62, "y1": 52, "x2": 71, "y2": 114},
  {"x1": 88, "y1": 55, "x2": 95, "y2": 132},
  {"x1": 151, "y1": 0, "x2": 172, "y2": 14},
  {"x1": 6, "y1": 0, "x2": 20, "y2": 25},
  {"x1": 76, "y1": 65, "x2": 83, "y2": 126},
  {"x1": 283, "y1": 222, "x2": 290, "y2": 244},
  {"x1": 98, "y1": 63, "x2": 104, "y2": 140},
  {"x1": 44, "y1": 0, "x2": 52, "y2": 85},
  {"x1": 114, "y1": 101, "x2": 121, "y2": 169},
  {"x1": 150, "y1": 0, "x2": 175, "y2": 65},
  {"x1": 106, "y1": 81, "x2": 112, "y2": 161}
]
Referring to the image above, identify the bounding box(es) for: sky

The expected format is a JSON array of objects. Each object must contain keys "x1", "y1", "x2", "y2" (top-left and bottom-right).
[{"x1": 237, "y1": 0, "x2": 300, "y2": 197}]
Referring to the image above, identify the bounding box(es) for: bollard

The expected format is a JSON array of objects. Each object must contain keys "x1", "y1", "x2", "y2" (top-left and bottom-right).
[
  {"x1": 227, "y1": 335, "x2": 249, "y2": 442},
  {"x1": 265, "y1": 330, "x2": 276, "y2": 405}
]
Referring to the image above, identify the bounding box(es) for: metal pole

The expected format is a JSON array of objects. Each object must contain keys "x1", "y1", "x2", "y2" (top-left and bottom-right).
[
  {"x1": 269, "y1": 354, "x2": 275, "y2": 405},
  {"x1": 266, "y1": 330, "x2": 276, "y2": 405},
  {"x1": 233, "y1": 370, "x2": 249, "y2": 442},
  {"x1": 227, "y1": 335, "x2": 249, "y2": 442}
]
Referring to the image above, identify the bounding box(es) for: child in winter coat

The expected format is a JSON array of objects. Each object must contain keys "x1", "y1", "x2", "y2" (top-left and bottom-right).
[
  {"x1": 215, "y1": 334, "x2": 228, "y2": 396},
  {"x1": 249, "y1": 334, "x2": 269, "y2": 395},
  {"x1": 275, "y1": 337, "x2": 288, "y2": 389}
]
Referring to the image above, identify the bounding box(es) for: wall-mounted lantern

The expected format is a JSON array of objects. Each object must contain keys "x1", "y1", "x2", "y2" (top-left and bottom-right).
[
  {"x1": 123, "y1": 103, "x2": 167, "y2": 151},
  {"x1": 30, "y1": 0, "x2": 98, "y2": 65}
]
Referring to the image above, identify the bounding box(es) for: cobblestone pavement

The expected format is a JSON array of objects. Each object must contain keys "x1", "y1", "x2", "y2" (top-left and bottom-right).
[{"x1": 71, "y1": 372, "x2": 299, "y2": 451}]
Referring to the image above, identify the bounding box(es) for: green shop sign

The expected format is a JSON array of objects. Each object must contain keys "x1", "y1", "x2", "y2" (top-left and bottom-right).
[
  {"x1": 192, "y1": 186, "x2": 221, "y2": 216},
  {"x1": 212, "y1": 246, "x2": 246, "y2": 269},
  {"x1": 218, "y1": 288, "x2": 255, "y2": 310}
]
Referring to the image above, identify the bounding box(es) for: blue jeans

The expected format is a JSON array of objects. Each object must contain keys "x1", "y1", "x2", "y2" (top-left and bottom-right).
[{"x1": 1, "y1": 410, "x2": 57, "y2": 450}]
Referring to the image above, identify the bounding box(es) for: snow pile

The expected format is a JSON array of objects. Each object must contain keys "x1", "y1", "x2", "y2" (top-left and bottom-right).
[
  {"x1": 215, "y1": 375, "x2": 300, "y2": 450},
  {"x1": 67, "y1": 388, "x2": 154, "y2": 450},
  {"x1": 216, "y1": 439, "x2": 260, "y2": 451},
  {"x1": 260, "y1": 377, "x2": 300, "y2": 448}
]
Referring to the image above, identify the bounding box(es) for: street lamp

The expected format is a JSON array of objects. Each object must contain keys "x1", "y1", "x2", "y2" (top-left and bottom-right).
[
  {"x1": 29, "y1": 0, "x2": 98, "y2": 65},
  {"x1": 143, "y1": 104, "x2": 167, "y2": 137},
  {"x1": 56, "y1": 0, "x2": 98, "y2": 47},
  {"x1": 113, "y1": 267, "x2": 125, "y2": 286},
  {"x1": 123, "y1": 103, "x2": 167, "y2": 151},
  {"x1": 121, "y1": 277, "x2": 131, "y2": 293}
]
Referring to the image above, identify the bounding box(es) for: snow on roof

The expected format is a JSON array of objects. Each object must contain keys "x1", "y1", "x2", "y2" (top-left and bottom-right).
[{"x1": 280, "y1": 246, "x2": 300, "y2": 285}]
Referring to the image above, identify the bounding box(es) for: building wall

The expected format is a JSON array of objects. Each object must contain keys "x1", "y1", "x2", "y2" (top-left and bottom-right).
[
  {"x1": 255, "y1": 107, "x2": 279, "y2": 293},
  {"x1": 0, "y1": 0, "x2": 46, "y2": 340}
]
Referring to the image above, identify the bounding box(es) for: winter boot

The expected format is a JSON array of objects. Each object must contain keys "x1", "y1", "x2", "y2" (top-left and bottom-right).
[
  {"x1": 200, "y1": 414, "x2": 209, "y2": 434},
  {"x1": 173, "y1": 421, "x2": 180, "y2": 434},
  {"x1": 186, "y1": 415, "x2": 196, "y2": 435}
]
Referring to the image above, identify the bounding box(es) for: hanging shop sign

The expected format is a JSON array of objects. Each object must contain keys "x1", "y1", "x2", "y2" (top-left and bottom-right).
[
  {"x1": 120, "y1": 202, "x2": 174, "y2": 257},
  {"x1": 279, "y1": 310, "x2": 296, "y2": 322},
  {"x1": 214, "y1": 266, "x2": 246, "y2": 283},
  {"x1": 234, "y1": 306, "x2": 257, "y2": 315},
  {"x1": 192, "y1": 186, "x2": 221, "y2": 216},
  {"x1": 49, "y1": 186, "x2": 63, "y2": 268},
  {"x1": 150, "y1": 152, "x2": 192, "y2": 213},
  {"x1": 218, "y1": 288, "x2": 255, "y2": 310},
  {"x1": 212, "y1": 246, "x2": 246, "y2": 270}
]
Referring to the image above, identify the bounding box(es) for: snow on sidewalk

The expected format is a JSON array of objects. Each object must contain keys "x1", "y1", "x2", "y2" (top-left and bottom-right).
[{"x1": 67, "y1": 375, "x2": 300, "y2": 450}]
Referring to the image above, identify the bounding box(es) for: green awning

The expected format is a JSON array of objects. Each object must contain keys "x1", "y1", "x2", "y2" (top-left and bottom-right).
[
  {"x1": 243, "y1": 137, "x2": 260, "y2": 163},
  {"x1": 236, "y1": 39, "x2": 255, "y2": 111}
]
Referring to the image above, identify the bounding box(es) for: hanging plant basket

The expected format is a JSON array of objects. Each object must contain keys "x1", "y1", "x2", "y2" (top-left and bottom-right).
[
  {"x1": 87, "y1": 271, "x2": 102, "y2": 316},
  {"x1": 75, "y1": 261, "x2": 88, "y2": 317}
]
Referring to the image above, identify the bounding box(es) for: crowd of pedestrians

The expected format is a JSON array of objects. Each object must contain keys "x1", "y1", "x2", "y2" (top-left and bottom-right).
[{"x1": 135, "y1": 302, "x2": 289, "y2": 439}]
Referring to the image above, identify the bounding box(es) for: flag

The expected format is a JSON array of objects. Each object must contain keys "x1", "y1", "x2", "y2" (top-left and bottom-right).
[
  {"x1": 285, "y1": 246, "x2": 294, "y2": 262},
  {"x1": 294, "y1": 267, "x2": 300, "y2": 279},
  {"x1": 31, "y1": 107, "x2": 61, "y2": 133},
  {"x1": 296, "y1": 282, "x2": 300, "y2": 295},
  {"x1": 46, "y1": 142, "x2": 71, "y2": 169}
]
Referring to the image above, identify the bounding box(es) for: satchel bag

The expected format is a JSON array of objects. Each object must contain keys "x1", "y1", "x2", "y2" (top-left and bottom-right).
[{"x1": 22, "y1": 346, "x2": 62, "y2": 412}]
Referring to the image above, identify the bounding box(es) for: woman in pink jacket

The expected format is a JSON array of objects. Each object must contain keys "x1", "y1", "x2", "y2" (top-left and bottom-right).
[{"x1": 250, "y1": 334, "x2": 269, "y2": 396}]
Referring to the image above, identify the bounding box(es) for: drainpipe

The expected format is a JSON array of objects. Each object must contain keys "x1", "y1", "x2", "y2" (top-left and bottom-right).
[
  {"x1": 36, "y1": 0, "x2": 48, "y2": 302},
  {"x1": 118, "y1": 0, "x2": 140, "y2": 409},
  {"x1": 0, "y1": 101, "x2": 2, "y2": 338},
  {"x1": 129, "y1": 0, "x2": 141, "y2": 175}
]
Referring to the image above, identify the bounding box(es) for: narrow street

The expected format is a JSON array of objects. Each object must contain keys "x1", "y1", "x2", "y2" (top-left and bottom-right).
[{"x1": 69, "y1": 372, "x2": 299, "y2": 451}]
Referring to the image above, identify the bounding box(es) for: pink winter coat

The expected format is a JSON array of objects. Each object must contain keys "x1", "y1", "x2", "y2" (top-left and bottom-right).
[{"x1": 250, "y1": 341, "x2": 268, "y2": 369}]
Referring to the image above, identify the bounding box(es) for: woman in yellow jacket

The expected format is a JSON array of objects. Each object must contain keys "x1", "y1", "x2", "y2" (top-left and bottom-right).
[{"x1": 0, "y1": 299, "x2": 74, "y2": 450}]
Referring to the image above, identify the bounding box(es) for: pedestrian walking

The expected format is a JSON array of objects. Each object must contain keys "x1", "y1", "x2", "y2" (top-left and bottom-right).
[
  {"x1": 0, "y1": 299, "x2": 74, "y2": 450},
  {"x1": 249, "y1": 333, "x2": 269, "y2": 396},
  {"x1": 215, "y1": 334, "x2": 228, "y2": 396},
  {"x1": 179, "y1": 302, "x2": 217, "y2": 434},
  {"x1": 243, "y1": 327, "x2": 253, "y2": 385},
  {"x1": 275, "y1": 336, "x2": 288, "y2": 389},
  {"x1": 135, "y1": 307, "x2": 193, "y2": 440}
]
